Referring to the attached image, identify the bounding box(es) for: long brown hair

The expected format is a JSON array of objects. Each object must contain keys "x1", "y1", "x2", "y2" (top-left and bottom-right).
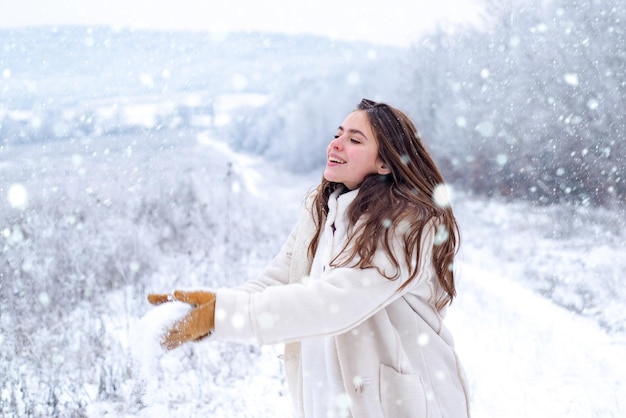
[{"x1": 308, "y1": 98, "x2": 460, "y2": 310}]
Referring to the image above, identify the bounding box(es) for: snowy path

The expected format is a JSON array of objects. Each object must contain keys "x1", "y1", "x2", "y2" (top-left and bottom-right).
[{"x1": 448, "y1": 245, "x2": 626, "y2": 417}]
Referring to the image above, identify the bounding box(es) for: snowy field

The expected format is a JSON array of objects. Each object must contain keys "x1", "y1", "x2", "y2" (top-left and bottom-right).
[
  {"x1": 2, "y1": 97, "x2": 625, "y2": 417},
  {"x1": 2, "y1": 0, "x2": 626, "y2": 412}
]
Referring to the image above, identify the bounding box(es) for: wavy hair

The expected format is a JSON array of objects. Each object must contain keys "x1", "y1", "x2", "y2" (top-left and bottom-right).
[{"x1": 308, "y1": 98, "x2": 460, "y2": 310}]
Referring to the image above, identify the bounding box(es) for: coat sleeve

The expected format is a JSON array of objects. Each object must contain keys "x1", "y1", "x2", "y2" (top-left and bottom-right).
[{"x1": 213, "y1": 222, "x2": 437, "y2": 346}]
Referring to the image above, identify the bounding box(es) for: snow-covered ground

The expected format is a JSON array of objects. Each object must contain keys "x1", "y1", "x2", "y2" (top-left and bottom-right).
[
  {"x1": 118, "y1": 131, "x2": 626, "y2": 417},
  {"x1": 449, "y1": 236, "x2": 626, "y2": 417},
  {"x1": 2, "y1": 101, "x2": 625, "y2": 417},
  {"x1": 449, "y1": 264, "x2": 626, "y2": 417},
  {"x1": 133, "y1": 132, "x2": 626, "y2": 417}
]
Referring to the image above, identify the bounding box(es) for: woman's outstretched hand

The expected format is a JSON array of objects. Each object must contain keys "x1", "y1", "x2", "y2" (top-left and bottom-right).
[{"x1": 146, "y1": 290, "x2": 216, "y2": 350}]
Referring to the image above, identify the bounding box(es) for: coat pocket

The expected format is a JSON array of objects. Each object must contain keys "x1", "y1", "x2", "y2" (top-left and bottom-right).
[{"x1": 379, "y1": 364, "x2": 428, "y2": 418}]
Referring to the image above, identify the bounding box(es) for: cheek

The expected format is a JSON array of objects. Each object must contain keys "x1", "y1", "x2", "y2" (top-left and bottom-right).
[{"x1": 352, "y1": 149, "x2": 378, "y2": 168}]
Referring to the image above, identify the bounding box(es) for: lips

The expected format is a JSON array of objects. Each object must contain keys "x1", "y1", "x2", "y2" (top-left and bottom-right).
[{"x1": 328, "y1": 154, "x2": 346, "y2": 164}]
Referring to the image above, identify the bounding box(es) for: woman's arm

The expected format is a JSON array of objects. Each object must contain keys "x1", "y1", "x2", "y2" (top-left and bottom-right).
[{"x1": 213, "y1": 224, "x2": 436, "y2": 345}]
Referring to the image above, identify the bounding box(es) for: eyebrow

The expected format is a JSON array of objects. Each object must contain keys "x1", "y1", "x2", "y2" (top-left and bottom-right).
[{"x1": 337, "y1": 126, "x2": 370, "y2": 141}]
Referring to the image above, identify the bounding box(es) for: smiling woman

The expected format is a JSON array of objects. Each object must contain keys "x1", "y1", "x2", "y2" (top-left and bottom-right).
[
  {"x1": 0, "y1": 0, "x2": 484, "y2": 46},
  {"x1": 147, "y1": 98, "x2": 470, "y2": 417}
]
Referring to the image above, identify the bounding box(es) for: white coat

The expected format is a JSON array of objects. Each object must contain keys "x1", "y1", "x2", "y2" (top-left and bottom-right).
[{"x1": 214, "y1": 188, "x2": 471, "y2": 417}]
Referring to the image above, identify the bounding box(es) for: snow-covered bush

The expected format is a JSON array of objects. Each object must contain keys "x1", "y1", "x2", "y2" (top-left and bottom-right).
[
  {"x1": 405, "y1": 0, "x2": 626, "y2": 207},
  {"x1": 0, "y1": 130, "x2": 295, "y2": 416}
]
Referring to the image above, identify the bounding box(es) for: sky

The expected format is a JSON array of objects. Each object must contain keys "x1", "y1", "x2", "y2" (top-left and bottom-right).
[{"x1": 0, "y1": 0, "x2": 484, "y2": 46}]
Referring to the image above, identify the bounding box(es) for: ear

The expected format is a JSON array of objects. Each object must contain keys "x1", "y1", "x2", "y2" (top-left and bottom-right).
[{"x1": 377, "y1": 161, "x2": 392, "y2": 175}]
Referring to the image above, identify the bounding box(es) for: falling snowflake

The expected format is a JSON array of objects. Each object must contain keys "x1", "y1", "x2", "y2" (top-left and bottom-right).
[
  {"x1": 8, "y1": 183, "x2": 28, "y2": 209},
  {"x1": 564, "y1": 73, "x2": 579, "y2": 86},
  {"x1": 433, "y1": 184, "x2": 453, "y2": 208},
  {"x1": 475, "y1": 121, "x2": 495, "y2": 138}
]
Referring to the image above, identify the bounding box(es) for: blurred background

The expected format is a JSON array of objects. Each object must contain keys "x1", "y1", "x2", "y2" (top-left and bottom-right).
[{"x1": 1, "y1": 0, "x2": 625, "y2": 416}]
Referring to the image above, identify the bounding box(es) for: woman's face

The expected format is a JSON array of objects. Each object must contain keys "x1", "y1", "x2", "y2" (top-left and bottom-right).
[{"x1": 323, "y1": 110, "x2": 389, "y2": 190}]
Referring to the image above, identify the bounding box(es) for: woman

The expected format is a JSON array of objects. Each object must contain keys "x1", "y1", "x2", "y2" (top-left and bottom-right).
[{"x1": 148, "y1": 99, "x2": 471, "y2": 417}]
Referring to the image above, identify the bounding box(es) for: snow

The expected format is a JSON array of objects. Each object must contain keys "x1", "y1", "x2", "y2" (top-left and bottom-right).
[
  {"x1": 432, "y1": 183, "x2": 453, "y2": 208},
  {"x1": 0, "y1": 114, "x2": 624, "y2": 416},
  {"x1": 564, "y1": 73, "x2": 580, "y2": 87},
  {"x1": 7, "y1": 183, "x2": 28, "y2": 209},
  {"x1": 1, "y1": 19, "x2": 625, "y2": 416},
  {"x1": 132, "y1": 300, "x2": 192, "y2": 403},
  {"x1": 132, "y1": 301, "x2": 191, "y2": 370},
  {"x1": 121, "y1": 133, "x2": 626, "y2": 417},
  {"x1": 448, "y1": 255, "x2": 626, "y2": 417}
]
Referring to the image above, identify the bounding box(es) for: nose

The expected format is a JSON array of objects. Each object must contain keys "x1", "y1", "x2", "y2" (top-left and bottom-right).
[{"x1": 329, "y1": 135, "x2": 343, "y2": 150}]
